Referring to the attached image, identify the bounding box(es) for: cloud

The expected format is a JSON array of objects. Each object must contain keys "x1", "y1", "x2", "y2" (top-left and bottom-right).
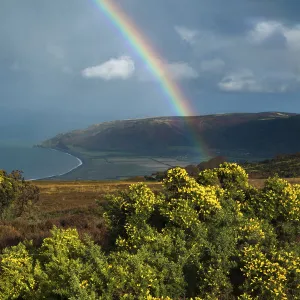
[
  {"x1": 218, "y1": 69, "x2": 264, "y2": 92},
  {"x1": 248, "y1": 21, "x2": 283, "y2": 44},
  {"x1": 181, "y1": 19, "x2": 300, "y2": 93},
  {"x1": 82, "y1": 56, "x2": 135, "y2": 80},
  {"x1": 175, "y1": 26, "x2": 198, "y2": 44},
  {"x1": 166, "y1": 62, "x2": 199, "y2": 80},
  {"x1": 218, "y1": 69, "x2": 300, "y2": 93},
  {"x1": 138, "y1": 60, "x2": 198, "y2": 81},
  {"x1": 284, "y1": 25, "x2": 300, "y2": 51},
  {"x1": 247, "y1": 20, "x2": 300, "y2": 51}
]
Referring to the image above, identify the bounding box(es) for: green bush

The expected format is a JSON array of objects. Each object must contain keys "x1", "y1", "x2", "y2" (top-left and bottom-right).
[
  {"x1": 0, "y1": 163, "x2": 299, "y2": 299},
  {"x1": 0, "y1": 170, "x2": 39, "y2": 220}
]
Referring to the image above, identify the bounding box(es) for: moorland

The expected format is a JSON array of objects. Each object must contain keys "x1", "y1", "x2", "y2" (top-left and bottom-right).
[
  {"x1": 0, "y1": 162, "x2": 299, "y2": 298},
  {"x1": 0, "y1": 112, "x2": 299, "y2": 299}
]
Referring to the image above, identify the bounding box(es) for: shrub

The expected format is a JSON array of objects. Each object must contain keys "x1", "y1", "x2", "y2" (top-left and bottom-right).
[
  {"x1": 197, "y1": 169, "x2": 219, "y2": 186},
  {"x1": 0, "y1": 170, "x2": 39, "y2": 220},
  {"x1": 217, "y1": 163, "x2": 249, "y2": 190},
  {"x1": 0, "y1": 164, "x2": 299, "y2": 299},
  {"x1": 0, "y1": 224, "x2": 22, "y2": 249},
  {"x1": 245, "y1": 176, "x2": 300, "y2": 223}
]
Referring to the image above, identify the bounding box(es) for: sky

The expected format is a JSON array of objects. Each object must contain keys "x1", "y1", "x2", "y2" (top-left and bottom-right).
[{"x1": 1, "y1": 0, "x2": 300, "y2": 142}]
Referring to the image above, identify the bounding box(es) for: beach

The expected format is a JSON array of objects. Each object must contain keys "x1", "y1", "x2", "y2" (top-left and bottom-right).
[{"x1": 29, "y1": 149, "x2": 83, "y2": 181}]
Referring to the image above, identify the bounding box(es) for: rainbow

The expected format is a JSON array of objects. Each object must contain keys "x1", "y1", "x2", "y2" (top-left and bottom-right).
[{"x1": 91, "y1": 0, "x2": 211, "y2": 158}]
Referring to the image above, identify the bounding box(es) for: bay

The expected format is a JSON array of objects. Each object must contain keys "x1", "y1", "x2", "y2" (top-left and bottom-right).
[{"x1": 0, "y1": 144, "x2": 81, "y2": 180}]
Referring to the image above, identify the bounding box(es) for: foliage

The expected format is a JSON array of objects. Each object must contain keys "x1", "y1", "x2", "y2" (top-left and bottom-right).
[
  {"x1": 242, "y1": 176, "x2": 300, "y2": 223},
  {"x1": 0, "y1": 227, "x2": 109, "y2": 299},
  {"x1": 149, "y1": 156, "x2": 226, "y2": 182},
  {"x1": 240, "y1": 244, "x2": 300, "y2": 299},
  {"x1": 0, "y1": 163, "x2": 299, "y2": 299},
  {"x1": 217, "y1": 162, "x2": 249, "y2": 190},
  {"x1": 243, "y1": 152, "x2": 300, "y2": 179},
  {"x1": 197, "y1": 169, "x2": 219, "y2": 187},
  {"x1": 0, "y1": 170, "x2": 39, "y2": 220}
]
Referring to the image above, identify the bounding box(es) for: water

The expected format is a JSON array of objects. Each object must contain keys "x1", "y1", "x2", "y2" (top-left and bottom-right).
[{"x1": 0, "y1": 144, "x2": 82, "y2": 180}]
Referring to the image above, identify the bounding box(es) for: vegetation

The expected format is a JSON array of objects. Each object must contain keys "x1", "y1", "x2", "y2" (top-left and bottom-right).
[
  {"x1": 242, "y1": 152, "x2": 300, "y2": 178},
  {"x1": 0, "y1": 163, "x2": 299, "y2": 299},
  {"x1": 149, "y1": 156, "x2": 226, "y2": 181},
  {"x1": 0, "y1": 170, "x2": 39, "y2": 220},
  {"x1": 151, "y1": 152, "x2": 300, "y2": 181},
  {"x1": 0, "y1": 180, "x2": 161, "y2": 250}
]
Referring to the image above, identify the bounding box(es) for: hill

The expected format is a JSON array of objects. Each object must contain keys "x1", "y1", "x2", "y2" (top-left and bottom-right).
[
  {"x1": 37, "y1": 112, "x2": 300, "y2": 180},
  {"x1": 243, "y1": 152, "x2": 300, "y2": 178},
  {"x1": 39, "y1": 112, "x2": 299, "y2": 158}
]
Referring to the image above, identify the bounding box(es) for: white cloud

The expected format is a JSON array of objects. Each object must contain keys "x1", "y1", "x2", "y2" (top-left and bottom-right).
[
  {"x1": 218, "y1": 69, "x2": 300, "y2": 93},
  {"x1": 82, "y1": 56, "x2": 135, "y2": 80},
  {"x1": 175, "y1": 26, "x2": 198, "y2": 44},
  {"x1": 284, "y1": 25, "x2": 300, "y2": 51},
  {"x1": 204, "y1": 20, "x2": 300, "y2": 93},
  {"x1": 138, "y1": 60, "x2": 198, "y2": 81},
  {"x1": 166, "y1": 62, "x2": 198, "y2": 80},
  {"x1": 218, "y1": 69, "x2": 264, "y2": 92},
  {"x1": 200, "y1": 58, "x2": 225, "y2": 73},
  {"x1": 248, "y1": 20, "x2": 300, "y2": 51},
  {"x1": 248, "y1": 21, "x2": 283, "y2": 44}
]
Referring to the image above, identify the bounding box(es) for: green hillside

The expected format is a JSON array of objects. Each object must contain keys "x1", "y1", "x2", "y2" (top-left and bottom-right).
[{"x1": 39, "y1": 112, "x2": 299, "y2": 158}]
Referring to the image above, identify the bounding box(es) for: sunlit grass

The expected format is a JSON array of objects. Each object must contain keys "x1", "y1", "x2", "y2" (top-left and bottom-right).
[
  {"x1": 35, "y1": 180, "x2": 162, "y2": 213},
  {"x1": 34, "y1": 177, "x2": 300, "y2": 213}
]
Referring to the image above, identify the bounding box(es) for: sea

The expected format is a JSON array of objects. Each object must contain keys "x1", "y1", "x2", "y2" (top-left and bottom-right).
[{"x1": 0, "y1": 144, "x2": 81, "y2": 180}]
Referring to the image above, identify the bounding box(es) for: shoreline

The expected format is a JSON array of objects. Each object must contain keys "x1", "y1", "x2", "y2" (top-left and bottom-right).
[{"x1": 28, "y1": 148, "x2": 84, "y2": 181}]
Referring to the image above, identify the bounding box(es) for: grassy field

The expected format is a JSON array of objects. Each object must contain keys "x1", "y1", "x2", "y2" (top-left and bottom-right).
[
  {"x1": 1, "y1": 176, "x2": 299, "y2": 251},
  {"x1": 36, "y1": 180, "x2": 162, "y2": 213},
  {"x1": 35, "y1": 177, "x2": 300, "y2": 213},
  {"x1": 0, "y1": 180, "x2": 161, "y2": 250}
]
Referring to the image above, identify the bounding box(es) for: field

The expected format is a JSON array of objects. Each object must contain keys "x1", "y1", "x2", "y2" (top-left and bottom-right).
[
  {"x1": 0, "y1": 180, "x2": 161, "y2": 250},
  {"x1": 36, "y1": 177, "x2": 300, "y2": 213},
  {"x1": 36, "y1": 180, "x2": 162, "y2": 213},
  {"x1": 1, "y1": 175, "x2": 299, "y2": 251}
]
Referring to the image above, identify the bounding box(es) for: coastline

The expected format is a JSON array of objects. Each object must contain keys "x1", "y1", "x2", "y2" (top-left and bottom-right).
[{"x1": 29, "y1": 148, "x2": 84, "y2": 181}]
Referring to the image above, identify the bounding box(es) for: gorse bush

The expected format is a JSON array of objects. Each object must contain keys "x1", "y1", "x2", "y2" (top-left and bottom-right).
[
  {"x1": 0, "y1": 170, "x2": 39, "y2": 220},
  {"x1": 0, "y1": 164, "x2": 299, "y2": 299}
]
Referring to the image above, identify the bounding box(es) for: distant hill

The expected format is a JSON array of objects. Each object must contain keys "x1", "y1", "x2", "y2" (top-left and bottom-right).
[
  {"x1": 243, "y1": 152, "x2": 300, "y2": 178},
  {"x1": 39, "y1": 112, "x2": 300, "y2": 158}
]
